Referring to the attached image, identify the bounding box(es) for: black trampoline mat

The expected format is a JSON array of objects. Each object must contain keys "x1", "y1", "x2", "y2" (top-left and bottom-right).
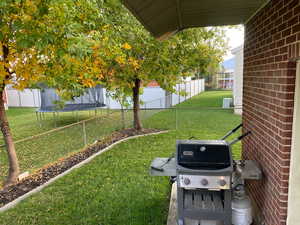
[{"x1": 37, "y1": 103, "x2": 106, "y2": 112}]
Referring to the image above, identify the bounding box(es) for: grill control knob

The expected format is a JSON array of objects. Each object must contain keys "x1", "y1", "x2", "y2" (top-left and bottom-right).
[
  {"x1": 183, "y1": 178, "x2": 191, "y2": 185},
  {"x1": 201, "y1": 179, "x2": 208, "y2": 186},
  {"x1": 219, "y1": 179, "x2": 227, "y2": 186}
]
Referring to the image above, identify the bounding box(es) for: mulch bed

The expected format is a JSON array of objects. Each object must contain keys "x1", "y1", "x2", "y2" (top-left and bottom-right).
[{"x1": 0, "y1": 128, "x2": 161, "y2": 208}]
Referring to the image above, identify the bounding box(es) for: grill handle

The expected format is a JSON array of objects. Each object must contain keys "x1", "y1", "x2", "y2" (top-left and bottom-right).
[
  {"x1": 221, "y1": 123, "x2": 243, "y2": 140},
  {"x1": 229, "y1": 131, "x2": 252, "y2": 146}
]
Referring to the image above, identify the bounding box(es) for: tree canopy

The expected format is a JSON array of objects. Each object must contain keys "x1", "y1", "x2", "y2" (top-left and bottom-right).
[{"x1": 0, "y1": 0, "x2": 228, "y2": 185}]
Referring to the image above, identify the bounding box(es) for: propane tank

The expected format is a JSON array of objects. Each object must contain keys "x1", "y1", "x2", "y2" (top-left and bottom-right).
[
  {"x1": 232, "y1": 184, "x2": 253, "y2": 225},
  {"x1": 184, "y1": 218, "x2": 222, "y2": 225}
]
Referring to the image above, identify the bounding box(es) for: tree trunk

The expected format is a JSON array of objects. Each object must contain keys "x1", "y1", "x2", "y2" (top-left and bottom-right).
[
  {"x1": 0, "y1": 89, "x2": 20, "y2": 187},
  {"x1": 132, "y1": 78, "x2": 142, "y2": 131}
]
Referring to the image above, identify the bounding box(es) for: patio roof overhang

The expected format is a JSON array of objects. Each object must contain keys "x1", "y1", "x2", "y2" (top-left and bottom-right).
[{"x1": 123, "y1": 0, "x2": 269, "y2": 39}]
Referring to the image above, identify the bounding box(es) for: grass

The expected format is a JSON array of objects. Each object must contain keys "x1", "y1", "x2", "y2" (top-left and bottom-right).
[
  {"x1": 0, "y1": 107, "x2": 160, "y2": 186},
  {"x1": 3, "y1": 108, "x2": 104, "y2": 142},
  {"x1": 143, "y1": 91, "x2": 242, "y2": 158},
  {"x1": 0, "y1": 108, "x2": 132, "y2": 186},
  {"x1": 0, "y1": 91, "x2": 241, "y2": 225}
]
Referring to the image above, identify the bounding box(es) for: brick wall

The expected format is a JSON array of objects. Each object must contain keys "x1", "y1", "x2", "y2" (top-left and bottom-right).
[{"x1": 243, "y1": 0, "x2": 300, "y2": 224}]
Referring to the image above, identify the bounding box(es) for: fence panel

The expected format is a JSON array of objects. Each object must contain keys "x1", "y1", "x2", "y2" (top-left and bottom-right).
[{"x1": 7, "y1": 88, "x2": 41, "y2": 107}]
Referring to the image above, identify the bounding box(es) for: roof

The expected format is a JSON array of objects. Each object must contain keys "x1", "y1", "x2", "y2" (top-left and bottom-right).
[
  {"x1": 146, "y1": 81, "x2": 160, "y2": 87},
  {"x1": 231, "y1": 45, "x2": 244, "y2": 55},
  {"x1": 123, "y1": 0, "x2": 269, "y2": 39}
]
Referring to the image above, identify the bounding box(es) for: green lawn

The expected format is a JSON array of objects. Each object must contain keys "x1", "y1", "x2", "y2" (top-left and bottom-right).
[
  {"x1": 4, "y1": 108, "x2": 100, "y2": 142},
  {"x1": 0, "y1": 108, "x2": 135, "y2": 186},
  {"x1": 6, "y1": 108, "x2": 130, "y2": 145},
  {"x1": 0, "y1": 91, "x2": 241, "y2": 225}
]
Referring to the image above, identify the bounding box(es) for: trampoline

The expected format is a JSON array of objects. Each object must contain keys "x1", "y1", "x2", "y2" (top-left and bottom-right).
[{"x1": 37, "y1": 85, "x2": 105, "y2": 113}]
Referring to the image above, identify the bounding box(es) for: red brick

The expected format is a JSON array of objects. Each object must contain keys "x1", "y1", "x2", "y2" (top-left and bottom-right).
[
  {"x1": 282, "y1": 28, "x2": 291, "y2": 37},
  {"x1": 243, "y1": 1, "x2": 298, "y2": 224},
  {"x1": 288, "y1": 15, "x2": 299, "y2": 26},
  {"x1": 293, "y1": 5, "x2": 300, "y2": 15},
  {"x1": 286, "y1": 34, "x2": 297, "y2": 44},
  {"x1": 292, "y1": 24, "x2": 300, "y2": 33},
  {"x1": 288, "y1": 0, "x2": 300, "y2": 9}
]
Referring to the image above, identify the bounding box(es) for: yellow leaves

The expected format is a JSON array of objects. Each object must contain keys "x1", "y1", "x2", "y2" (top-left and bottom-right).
[
  {"x1": 14, "y1": 81, "x2": 27, "y2": 91},
  {"x1": 115, "y1": 56, "x2": 125, "y2": 65},
  {"x1": 92, "y1": 43, "x2": 101, "y2": 51},
  {"x1": 0, "y1": 63, "x2": 8, "y2": 82},
  {"x1": 114, "y1": 55, "x2": 140, "y2": 71},
  {"x1": 82, "y1": 79, "x2": 95, "y2": 88},
  {"x1": 97, "y1": 73, "x2": 104, "y2": 80},
  {"x1": 103, "y1": 36, "x2": 109, "y2": 42},
  {"x1": 24, "y1": 0, "x2": 38, "y2": 14},
  {"x1": 102, "y1": 24, "x2": 110, "y2": 30},
  {"x1": 0, "y1": 44, "x2": 3, "y2": 57},
  {"x1": 78, "y1": 73, "x2": 96, "y2": 88},
  {"x1": 128, "y1": 57, "x2": 140, "y2": 70},
  {"x1": 22, "y1": 14, "x2": 33, "y2": 22},
  {"x1": 122, "y1": 43, "x2": 132, "y2": 50}
]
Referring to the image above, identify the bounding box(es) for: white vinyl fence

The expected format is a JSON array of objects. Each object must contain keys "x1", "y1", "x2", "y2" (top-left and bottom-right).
[
  {"x1": 7, "y1": 87, "x2": 41, "y2": 107},
  {"x1": 106, "y1": 79, "x2": 205, "y2": 109},
  {"x1": 6, "y1": 79, "x2": 205, "y2": 109}
]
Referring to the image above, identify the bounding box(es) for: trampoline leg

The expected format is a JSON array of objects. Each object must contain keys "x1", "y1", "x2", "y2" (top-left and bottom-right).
[
  {"x1": 39, "y1": 113, "x2": 43, "y2": 127},
  {"x1": 36, "y1": 112, "x2": 42, "y2": 128},
  {"x1": 35, "y1": 111, "x2": 39, "y2": 121}
]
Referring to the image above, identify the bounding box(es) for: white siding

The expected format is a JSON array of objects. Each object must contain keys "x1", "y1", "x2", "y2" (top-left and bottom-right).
[{"x1": 232, "y1": 45, "x2": 244, "y2": 115}]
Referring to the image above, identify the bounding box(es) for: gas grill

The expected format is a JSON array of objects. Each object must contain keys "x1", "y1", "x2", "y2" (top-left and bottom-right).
[
  {"x1": 176, "y1": 140, "x2": 234, "y2": 225},
  {"x1": 150, "y1": 124, "x2": 262, "y2": 225}
]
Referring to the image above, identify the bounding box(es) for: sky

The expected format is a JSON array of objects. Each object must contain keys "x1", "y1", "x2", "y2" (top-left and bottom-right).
[{"x1": 224, "y1": 26, "x2": 244, "y2": 60}]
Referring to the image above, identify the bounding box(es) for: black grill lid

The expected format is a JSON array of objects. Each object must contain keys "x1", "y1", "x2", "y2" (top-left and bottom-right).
[{"x1": 177, "y1": 140, "x2": 231, "y2": 170}]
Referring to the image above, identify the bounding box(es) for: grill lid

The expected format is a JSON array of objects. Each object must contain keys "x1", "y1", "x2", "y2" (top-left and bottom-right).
[{"x1": 177, "y1": 140, "x2": 231, "y2": 170}]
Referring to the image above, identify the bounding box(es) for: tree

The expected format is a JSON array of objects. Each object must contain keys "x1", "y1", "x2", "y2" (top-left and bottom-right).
[
  {"x1": 0, "y1": 0, "x2": 227, "y2": 186},
  {"x1": 0, "y1": 0, "x2": 50, "y2": 186},
  {"x1": 90, "y1": 4, "x2": 228, "y2": 130},
  {"x1": 42, "y1": 1, "x2": 227, "y2": 130},
  {"x1": 0, "y1": 0, "x2": 108, "y2": 186}
]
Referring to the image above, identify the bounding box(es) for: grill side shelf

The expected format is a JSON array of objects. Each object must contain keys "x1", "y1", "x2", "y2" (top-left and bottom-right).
[{"x1": 150, "y1": 157, "x2": 176, "y2": 176}]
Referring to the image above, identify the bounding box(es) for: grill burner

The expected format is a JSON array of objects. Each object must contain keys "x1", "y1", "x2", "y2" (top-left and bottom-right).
[{"x1": 150, "y1": 124, "x2": 262, "y2": 225}]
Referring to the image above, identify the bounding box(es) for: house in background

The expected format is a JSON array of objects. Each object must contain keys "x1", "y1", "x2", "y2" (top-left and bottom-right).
[
  {"x1": 232, "y1": 45, "x2": 244, "y2": 115},
  {"x1": 218, "y1": 58, "x2": 234, "y2": 89}
]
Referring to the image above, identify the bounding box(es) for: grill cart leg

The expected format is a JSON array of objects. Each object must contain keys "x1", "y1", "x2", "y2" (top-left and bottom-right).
[
  {"x1": 177, "y1": 182, "x2": 185, "y2": 225},
  {"x1": 223, "y1": 190, "x2": 232, "y2": 225}
]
